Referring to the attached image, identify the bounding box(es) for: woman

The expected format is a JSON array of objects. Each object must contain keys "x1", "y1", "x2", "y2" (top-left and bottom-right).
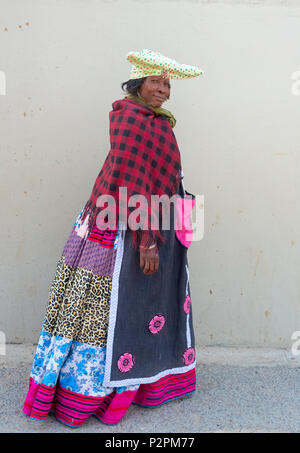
[{"x1": 22, "y1": 49, "x2": 203, "y2": 428}]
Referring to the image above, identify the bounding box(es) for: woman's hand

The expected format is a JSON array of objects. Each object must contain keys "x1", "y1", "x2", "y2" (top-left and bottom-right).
[{"x1": 139, "y1": 245, "x2": 159, "y2": 275}]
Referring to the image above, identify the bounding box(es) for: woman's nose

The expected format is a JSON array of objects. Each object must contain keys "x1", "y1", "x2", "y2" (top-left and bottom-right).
[{"x1": 158, "y1": 84, "x2": 168, "y2": 94}]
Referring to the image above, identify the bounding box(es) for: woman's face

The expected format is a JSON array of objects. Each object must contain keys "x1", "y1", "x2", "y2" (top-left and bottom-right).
[{"x1": 138, "y1": 75, "x2": 171, "y2": 108}]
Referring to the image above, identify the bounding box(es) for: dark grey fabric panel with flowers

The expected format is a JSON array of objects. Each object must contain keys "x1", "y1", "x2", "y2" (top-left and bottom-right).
[{"x1": 108, "y1": 200, "x2": 195, "y2": 383}]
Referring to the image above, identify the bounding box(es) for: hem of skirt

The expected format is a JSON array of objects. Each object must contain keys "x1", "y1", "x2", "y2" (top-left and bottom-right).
[
  {"x1": 23, "y1": 391, "x2": 196, "y2": 428},
  {"x1": 22, "y1": 410, "x2": 79, "y2": 429},
  {"x1": 22, "y1": 389, "x2": 196, "y2": 428},
  {"x1": 92, "y1": 413, "x2": 120, "y2": 426},
  {"x1": 53, "y1": 416, "x2": 81, "y2": 428},
  {"x1": 22, "y1": 408, "x2": 118, "y2": 428},
  {"x1": 23, "y1": 406, "x2": 130, "y2": 428},
  {"x1": 131, "y1": 390, "x2": 196, "y2": 408},
  {"x1": 22, "y1": 378, "x2": 138, "y2": 427},
  {"x1": 23, "y1": 368, "x2": 196, "y2": 427},
  {"x1": 22, "y1": 411, "x2": 46, "y2": 422}
]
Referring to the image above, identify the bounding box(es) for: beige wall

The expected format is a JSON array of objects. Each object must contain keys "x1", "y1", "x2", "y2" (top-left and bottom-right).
[{"x1": 1, "y1": 0, "x2": 300, "y2": 347}]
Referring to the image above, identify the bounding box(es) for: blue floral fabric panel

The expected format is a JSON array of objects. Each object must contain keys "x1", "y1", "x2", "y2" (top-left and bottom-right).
[{"x1": 30, "y1": 329, "x2": 139, "y2": 397}]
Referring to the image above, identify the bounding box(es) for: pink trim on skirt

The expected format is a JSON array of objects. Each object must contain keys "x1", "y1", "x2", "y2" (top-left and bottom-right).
[{"x1": 23, "y1": 368, "x2": 196, "y2": 427}]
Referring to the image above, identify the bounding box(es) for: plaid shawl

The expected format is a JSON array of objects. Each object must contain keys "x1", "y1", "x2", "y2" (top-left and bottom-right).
[{"x1": 81, "y1": 97, "x2": 182, "y2": 250}]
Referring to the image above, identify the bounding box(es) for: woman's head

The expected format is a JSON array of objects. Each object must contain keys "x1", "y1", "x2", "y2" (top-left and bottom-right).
[{"x1": 121, "y1": 75, "x2": 171, "y2": 108}]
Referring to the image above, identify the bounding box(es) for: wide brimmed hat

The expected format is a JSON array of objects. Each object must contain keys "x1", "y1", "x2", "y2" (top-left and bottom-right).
[{"x1": 126, "y1": 49, "x2": 203, "y2": 80}]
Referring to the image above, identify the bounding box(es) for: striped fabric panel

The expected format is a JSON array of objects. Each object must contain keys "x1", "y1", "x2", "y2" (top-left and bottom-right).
[
  {"x1": 23, "y1": 378, "x2": 139, "y2": 427},
  {"x1": 23, "y1": 378, "x2": 56, "y2": 420},
  {"x1": 94, "y1": 389, "x2": 139, "y2": 425},
  {"x1": 54, "y1": 385, "x2": 121, "y2": 427},
  {"x1": 87, "y1": 225, "x2": 118, "y2": 248},
  {"x1": 23, "y1": 370, "x2": 196, "y2": 427},
  {"x1": 132, "y1": 369, "x2": 196, "y2": 407}
]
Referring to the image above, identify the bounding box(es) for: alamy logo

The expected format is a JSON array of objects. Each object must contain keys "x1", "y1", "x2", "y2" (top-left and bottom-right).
[
  {"x1": 291, "y1": 331, "x2": 300, "y2": 356},
  {"x1": 291, "y1": 71, "x2": 300, "y2": 96},
  {"x1": 93, "y1": 188, "x2": 205, "y2": 243},
  {"x1": 0, "y1": 331, "x2": 6, "y2": 356},
  {"x1": 0, "y1": 71, "x2": 6, "y2": 96}
]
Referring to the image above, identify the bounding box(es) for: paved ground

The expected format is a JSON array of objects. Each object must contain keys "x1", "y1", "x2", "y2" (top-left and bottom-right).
[{"x1": 0, "y1": 345, "x2": 299, "y2": 433}]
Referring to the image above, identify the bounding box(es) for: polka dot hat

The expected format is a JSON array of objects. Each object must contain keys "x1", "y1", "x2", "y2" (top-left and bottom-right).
[{"x1": 126, "y1": 49, "x2": 203, "y2": 80}]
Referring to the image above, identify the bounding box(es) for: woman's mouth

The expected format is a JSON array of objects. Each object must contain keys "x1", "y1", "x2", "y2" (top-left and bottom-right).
[{"x1": 154, "y1": 95, "x2": 166, "y2": 102}]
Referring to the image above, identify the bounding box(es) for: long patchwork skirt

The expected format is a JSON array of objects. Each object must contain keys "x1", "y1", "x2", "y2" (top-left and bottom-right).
[{"x1": 22, "y1": 207, "x2": 196, "y2": 428}]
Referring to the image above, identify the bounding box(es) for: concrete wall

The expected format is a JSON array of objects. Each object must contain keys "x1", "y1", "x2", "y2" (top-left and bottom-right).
[{"x1": 1, "y1": 0, "x2": 300, "y2": 347}]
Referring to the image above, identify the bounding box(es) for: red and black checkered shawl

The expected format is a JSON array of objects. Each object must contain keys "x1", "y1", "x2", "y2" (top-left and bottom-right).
[{"x1": 80, "y1": 97, "x2": 182, "y2": 250}]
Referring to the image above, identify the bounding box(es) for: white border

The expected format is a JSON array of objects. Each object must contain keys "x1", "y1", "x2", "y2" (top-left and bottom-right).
[
  {"x1": 185, "y1": 263, "x2": 192, "y2": 348},
  {"x1": 103, "y1": 225, "x2": 126, "y2": 386},
  {"x1": 105, "y1": 361, "x2": 196, "y2": 387}
]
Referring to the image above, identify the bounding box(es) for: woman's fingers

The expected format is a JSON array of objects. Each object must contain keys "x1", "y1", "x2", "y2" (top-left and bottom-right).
[
  {"x1": 140, "y1": 253, "x2": 145, "y2": 270},
  {"x1": 149, "y1": 258, "x2": 155, "y2": 273},
  {"x1": 154, "y1": 255, "x2": 159, "y2": 272},
  {"x1": 139, "y1": 247, "x2": 159, "y2": 274},
  {"x1": 144, "y1": 256, "x2": 159, "y2": 275},
  {"x1": 143, "y1": 259, "x2": 150, "y2": 274}
]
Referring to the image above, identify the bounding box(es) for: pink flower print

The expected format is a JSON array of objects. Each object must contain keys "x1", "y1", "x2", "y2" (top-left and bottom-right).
[
  {"x1": 149, "y1": 314, "x2": 166, "y2": 334},
  {"x1": 117, "y1": 353, "x2": 134, "y2": 373},
  {"x1": 183, "y1": 347, "x2": 195, "y2": 366},
  {"x1": 183, "y1": 295, "x2": 191, "y2": 314}
]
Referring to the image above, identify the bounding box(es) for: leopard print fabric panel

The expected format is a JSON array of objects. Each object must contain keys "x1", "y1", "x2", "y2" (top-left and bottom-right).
[{"x1": 42, "y1": 255, "x2": 112, "y2": 347}]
